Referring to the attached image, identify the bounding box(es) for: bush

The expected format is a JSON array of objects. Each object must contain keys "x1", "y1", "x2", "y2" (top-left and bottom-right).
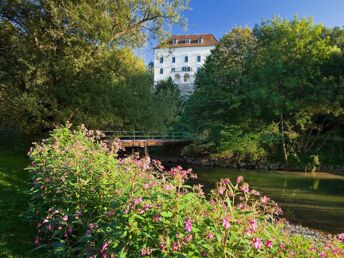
[{"x1": 27, "y1": 125, "x2": 344, "y2": 257}]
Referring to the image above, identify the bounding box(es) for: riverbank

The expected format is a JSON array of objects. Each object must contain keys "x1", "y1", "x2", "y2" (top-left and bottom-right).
[{"x1": 284, "y1": 222, "x2": 336, "y2": 243}]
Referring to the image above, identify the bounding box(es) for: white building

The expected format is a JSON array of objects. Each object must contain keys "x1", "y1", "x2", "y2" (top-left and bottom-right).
[{"x1": 153, "y1": 34, "x2": 218, "y2": 95}]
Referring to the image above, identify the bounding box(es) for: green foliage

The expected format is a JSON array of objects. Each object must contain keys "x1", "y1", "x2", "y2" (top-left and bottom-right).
[
  {"x1": 217, "y1": 123, "x2": 279, "y2": 161},
  {"x1": 154, "y1": 78, "x2": 184, "y2": 128},
  {"x1": 184, "y1": 17, "x2": 344, "y2": 168},
  {"x1": 0, "y1": 0, "x2": 189, "y2": 134},
  {"x1": 27, "y1": 125, "x2": 344, "y2": 257}
]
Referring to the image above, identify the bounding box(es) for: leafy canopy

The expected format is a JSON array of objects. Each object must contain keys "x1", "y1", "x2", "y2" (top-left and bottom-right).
[
  {"x1": 0, "y1": 0, "x2": 189, "y2": 134},
  {"x1": 183, "y1": 17, "x2": 344, "y2": 165}
]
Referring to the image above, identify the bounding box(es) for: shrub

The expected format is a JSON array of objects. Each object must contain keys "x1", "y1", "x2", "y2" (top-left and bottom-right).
[{"x1": 27, "y1": 125, "x2": 344, "y2": 257}]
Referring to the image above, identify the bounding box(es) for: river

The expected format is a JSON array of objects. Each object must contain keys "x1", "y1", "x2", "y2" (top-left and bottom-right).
[{"x1": 192, "y1": 167, "x2": 344, "y2": 233}]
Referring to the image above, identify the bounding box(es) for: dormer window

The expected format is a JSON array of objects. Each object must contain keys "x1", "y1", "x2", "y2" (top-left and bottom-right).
[
  {"x1": 198, "y1": 37, "x2": 203, "y2": 44},
  {"x1": 172, "y1": 38, "x2": 178, "y2": 45},
  {"x1": 185, "y1": 38, "x2": 191, "y2": 44}
]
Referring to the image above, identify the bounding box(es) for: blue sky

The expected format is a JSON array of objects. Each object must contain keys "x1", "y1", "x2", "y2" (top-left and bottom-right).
[{"x1": 138, "y1": 0, "x2": 344, "y2": 63}]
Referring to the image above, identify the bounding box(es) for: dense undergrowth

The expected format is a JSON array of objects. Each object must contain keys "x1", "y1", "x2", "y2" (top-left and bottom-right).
[{"x1": 27, "y1": 125, "x2": 344, "y2": 257}]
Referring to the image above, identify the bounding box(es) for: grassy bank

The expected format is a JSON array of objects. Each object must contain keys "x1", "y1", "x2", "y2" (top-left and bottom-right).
[{"x1": 0, "y1": 148, "x2": 35, "y2": 257}]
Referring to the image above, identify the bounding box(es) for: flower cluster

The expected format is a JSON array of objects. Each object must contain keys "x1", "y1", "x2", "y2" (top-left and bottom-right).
[{"x1": 27, "y1": 126, "x2": 344, "y2": 257}]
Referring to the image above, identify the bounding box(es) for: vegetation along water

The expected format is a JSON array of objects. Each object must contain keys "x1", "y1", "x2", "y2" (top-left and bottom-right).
[{"x1": 194, "y1": 168, "x2": 344, "y2": 233}]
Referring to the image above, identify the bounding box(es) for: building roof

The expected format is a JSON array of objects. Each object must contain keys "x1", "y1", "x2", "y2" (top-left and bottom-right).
[{"x1": 154, "y1": 34, "x2": 218, "y2": 49}]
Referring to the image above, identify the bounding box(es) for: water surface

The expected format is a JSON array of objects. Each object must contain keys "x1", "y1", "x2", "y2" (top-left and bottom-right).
[{"x1": 194, "y1": 168, "x2": 344, "y2": 233}]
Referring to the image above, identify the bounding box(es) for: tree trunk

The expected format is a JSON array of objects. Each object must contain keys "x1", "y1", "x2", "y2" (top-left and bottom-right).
[{"x1": 280, "y1": 112, "x2": 288, "y2": 163}]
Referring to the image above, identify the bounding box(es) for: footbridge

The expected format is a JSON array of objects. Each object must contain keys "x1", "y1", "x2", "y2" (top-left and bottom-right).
[{"x1": 103, "y1": 131, "x2": 193, "y2": 155}]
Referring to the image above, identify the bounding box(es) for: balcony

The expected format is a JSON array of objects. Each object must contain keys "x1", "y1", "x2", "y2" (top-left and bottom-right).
[{"x1": 171, "y1": 67, "x2": 193, "y2": 73}]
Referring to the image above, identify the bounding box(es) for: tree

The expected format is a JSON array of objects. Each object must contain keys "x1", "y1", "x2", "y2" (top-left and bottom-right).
[
  {"x1": 183, "y1": 17, "x2": 344, "y2": 166},
  {"x1": 248, "y1": 17, "x2": 343, "y2": 163},
  {"x1": 0, "y1": 0, "x2": 189, "y2": 134}
]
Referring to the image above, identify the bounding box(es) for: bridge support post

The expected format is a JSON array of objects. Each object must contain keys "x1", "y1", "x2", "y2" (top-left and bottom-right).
[{"x1": 144, "y1": 145, "x2": 149, "y2": 157}]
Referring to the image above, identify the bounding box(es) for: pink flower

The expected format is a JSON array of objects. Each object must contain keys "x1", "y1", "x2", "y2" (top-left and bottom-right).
[
  {"x1": 249, "y1": 220, "x2": 258, "y2": 232},
  {"x1": 67, "y1": 226, "x2": 73, "y2": 233},
  {"x1": 244, "y1": 229, "x2": 251, "y2": 236},
  {"x1": 237, "y1": 176, "x2": 244, "y2": 184},
  {"x1": 184, "y1": 218, "x2": 192, "y2": 233},
  {"x1": 88, "y1": 223, "x2": 97, "y2": 230},
  {"x1": 173, "y1": 241, "x2": 180, "y2": 251},
  {"x1": 237, "y1": 203, "x2": 244, "y2": 210},
  {"x1": 140, "y1": 247, "x2": 152, "y2": 256},
  {"x1": 252, "y1": 237, "x2": 262, "y2": 249},
  {"x1": 101, "y1": 242, "x2": 109, "y2": 253},
  {"x1": 279, "y1": 242, "x2": 286, "y2": 250},
  {"x1": 223, "y1": 217, "x2": 230, "y2": 229},
  {"x1": 134, "y1": 196, "x2": 142, "y2": 205},
  {"x1": 160, "y1": 243, "x2": 165, "y2": 249},
  {"x1": 240, "y1": 183, "x2": 249, "y2": 193},
  {"x1": 223, "y1": 178, "x2": 230, "y2": 184},
  {"x1": 218, "y1": 186, "x2": 225, "y2": 195},
  {"x1": 207, "y1": 232, "x2": 214, "y2": 240},
  {"x1": 34, "y1": 237, "x2": 40, "y2": 245},
  {"x1": 265, "y1": 240, "x2": 273, "y2": 248},
  {"x1": 153, "y1": 215, "x2": 162, "y2": 222},
  {"x1": 183, "y1": 234, "x2": 193, "y2": 242},
  {"x1": 152, "y1": 160, "x2": 165, "y2": 171},
  {"x1": 163, "y1": 184, "x2": 173, "y2": 191},
  {"x1": 338, "y1": 233, "x2": 344, "y2": 242},
  {"x1": 251, "y1": 189, "x2": 260, "y2": 196},
  {"x1": 260, "y1": 195, "x2": 270, "y2": 204},
  {"x1": 62, "y1": 215, "x2": 69, "y2": 221}
]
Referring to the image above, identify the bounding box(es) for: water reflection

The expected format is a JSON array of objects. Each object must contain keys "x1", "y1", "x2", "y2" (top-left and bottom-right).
[{"x1": 193, "y1": 168, "x2": 344, "y2": 233}]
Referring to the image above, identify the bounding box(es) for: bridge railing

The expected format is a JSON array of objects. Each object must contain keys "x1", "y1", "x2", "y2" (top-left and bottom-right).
[{"x1": 103, "y1": 131, "x2": 193, "y2": 141}]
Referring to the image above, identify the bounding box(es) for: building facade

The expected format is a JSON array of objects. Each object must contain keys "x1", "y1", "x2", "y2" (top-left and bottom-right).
[{"x1": 153, "y1": 34, "x2": 217, "y2": 95}]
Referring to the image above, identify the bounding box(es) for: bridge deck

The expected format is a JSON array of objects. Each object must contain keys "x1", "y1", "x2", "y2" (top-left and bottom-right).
[
  {"x1": 120, "y1": 139, "x2": 192, "y2": 147},
  {"x1": 103, "y1": 131, "x2": 193, "y2": 148}
]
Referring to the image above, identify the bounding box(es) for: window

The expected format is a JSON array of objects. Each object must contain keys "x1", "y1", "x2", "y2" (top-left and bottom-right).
[
  {"x1": 185, "y1": 38, "x2": 191, "y2": 44},
  {"x1": 182, "y1": 67, "x2": 191, "y2": 72},
  {"x1": 160, "y1": 57, "x2": 163, "y2": 63},
  {"x1": 197, "y1": 55, "x2": 201, "y2": 62},
  {"x1": 172, "y1": 56, "x2": 176, "y2": 63},
  {"x1": 160, "y1": 68, "x2": 163, "y2": 74},
  {"x1": 172, "y1": 38, "x2": 178, "y2": 45},
  {"x1": 171, "y1": 68, "x2": 175, "y2": 72},
  {"x1": 198, "y1": 37, "x2": 203, "y2": 44},
  {"x1": 184, "y1": 56, "x2": 188, "y2": 63},
  {"x1": 197, "y1": 67, "x2": 201, "y2": 72}
]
